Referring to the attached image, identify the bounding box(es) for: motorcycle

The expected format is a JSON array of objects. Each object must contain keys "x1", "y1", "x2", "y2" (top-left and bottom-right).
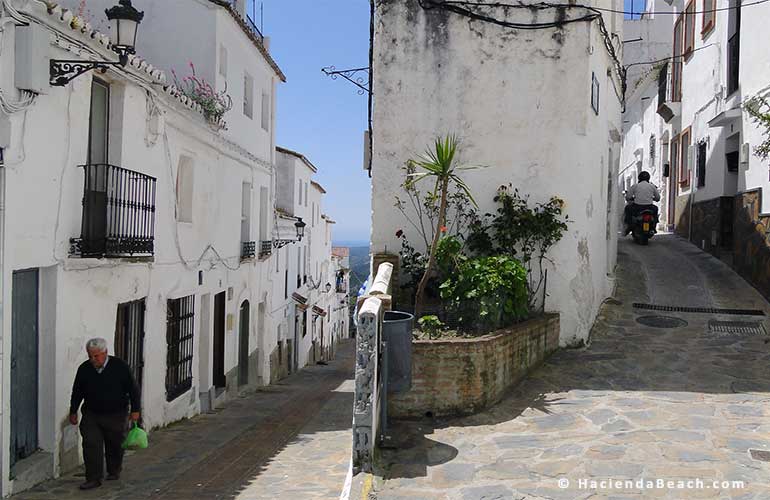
[{"x1": 630, "y1": 209, "x2": 656, "y2": 245}]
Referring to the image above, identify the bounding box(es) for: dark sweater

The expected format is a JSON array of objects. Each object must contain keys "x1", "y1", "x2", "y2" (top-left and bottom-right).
[{"x1": 70, "y1": 356, "x2": 141, "y2": 415}]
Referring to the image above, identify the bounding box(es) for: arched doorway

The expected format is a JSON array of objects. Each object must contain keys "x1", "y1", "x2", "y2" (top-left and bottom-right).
[{"x1": 238, "y1": 300, "x2": 250, "y2": 386}]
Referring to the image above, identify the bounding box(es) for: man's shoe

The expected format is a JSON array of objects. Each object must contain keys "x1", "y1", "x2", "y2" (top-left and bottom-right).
[
  {"x1": 79, "y1": 480, "x2": 102, "y2": 490},
  {"x1": 106, "y1": 473, "x2": 120, "y2": 481}
]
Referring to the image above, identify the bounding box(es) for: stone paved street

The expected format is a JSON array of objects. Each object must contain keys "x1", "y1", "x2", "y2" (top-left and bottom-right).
[
  {"x1": 374, "y1": 235, "x2": 770, "y2": 499},
  {"x1": 15, "y1": 340, "x2": 355, "y2": 500}
]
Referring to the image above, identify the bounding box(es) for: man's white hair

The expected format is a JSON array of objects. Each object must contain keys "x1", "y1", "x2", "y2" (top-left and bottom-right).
[{"x1": 85, "y1": 338, "x2": 108, "y2": 352}]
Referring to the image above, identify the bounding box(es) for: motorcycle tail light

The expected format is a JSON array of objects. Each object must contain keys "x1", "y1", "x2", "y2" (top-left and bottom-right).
[{"x1": 642, "y1": 214, "x2": 652, "y2": 222}]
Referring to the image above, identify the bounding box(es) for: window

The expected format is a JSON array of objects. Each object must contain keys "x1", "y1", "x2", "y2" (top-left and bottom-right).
[
  {"x1": 680, "y1": 128, "x2": 692, "y2": 187},
  {"x1": 243, "y1": 73, "x2": 254, "y2": 119},
  {"x1": 702, "y1": 0, "x2": 716, "y2": 37},
  {"x1": 259, "y1": 186, "x2": 269, "y2": 241},
  {"x1": 683, "y1": 1, "x2": 696, "y2": 58},
  {"x1": 649, "y1": 135, "x2": 656, "y2": 164},
  {"x1": 241, "y1": 182, "x2": 251, "y2": 243},
  {"x1": 304, "y1": 182, "x2": 309, "y2": 207},
  {"x1": 312, "y1": 202, "x2": 316, "y2": 226},
  {"x1": 166, "y1": 295, "x2": 195, "y2": 402},
  {"x1": 219, "y1": 45, "x2": 228, "y2": 78},
  {"x1": 727, "y1": 0, "x2": 741, "y2": 94},
  {"x1": 176, "y1": 156, "x2": 194, "y2": 223},
  {"x1": 671, "y1": 134, "x2": 681, "y2": 187},
  {"x1": 88, "y1": 79, "x2": 109, "y2": 164},
  {"x1": 298, "y1": 179, "x2": 303, "y2": 206},
  {"x1": 672, "y1": 18, "x2": 683, "y2": 102},
  {"x1": 697, "y1": 141, "x2": 707, "y2": 187},
  {"x1": 590, "y1": 72, "x2": 599, "y2": 115},
  {"x1": 261, "y1": 92, "x2": 270, "y2": 131},
  {"x1": 115, "y1": 299, "x2": 145, "y2": 392}
]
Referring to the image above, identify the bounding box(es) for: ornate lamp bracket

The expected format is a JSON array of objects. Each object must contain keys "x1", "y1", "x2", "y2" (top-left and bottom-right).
[{"x1": 321, "y1": 66, "x2": 371, "y2": 95}]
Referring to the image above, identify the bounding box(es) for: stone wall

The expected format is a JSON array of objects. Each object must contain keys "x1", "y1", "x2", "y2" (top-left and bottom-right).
[
  {"x1": 690, "y1": 197, "x2": 734, "y2": 256},
  {"x1": 389, "y1": 314, "x2": 560, "y2": 419},
  {"x1": 732, "y1": 190, "x2": 770, "y2": 300}
]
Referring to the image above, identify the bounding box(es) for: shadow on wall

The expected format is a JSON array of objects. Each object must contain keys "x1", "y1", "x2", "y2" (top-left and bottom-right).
[
  {"x1": 732, "y1": 189, "x2": 770, "y2": 300},
  {"x1": 674, "y1": 194, "x2": 691, "y2": 239}
]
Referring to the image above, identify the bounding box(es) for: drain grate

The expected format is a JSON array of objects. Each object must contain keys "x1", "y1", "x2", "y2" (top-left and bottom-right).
[
  {"x1": 633, "y1": 303, "x2": 766, "y2": 316},
  {"x1": 708, "y1": 320, "x2": 767, "y2": 336},
  {"x1": 635, "y1": 315, "x2": 688, "y2": 328}
]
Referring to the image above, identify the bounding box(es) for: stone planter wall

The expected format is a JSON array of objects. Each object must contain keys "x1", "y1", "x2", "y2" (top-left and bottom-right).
[{"x1": 388, "y1": 313, "x2": 560, "y2": 418}]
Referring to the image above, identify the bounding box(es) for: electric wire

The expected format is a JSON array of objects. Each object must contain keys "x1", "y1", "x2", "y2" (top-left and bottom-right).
[
  {"x1": 433, "y1": 0, "x2": 770, "y2": 16},
  {"x1": 416, "y1": 0, "x2": 627, "y2": 107}
]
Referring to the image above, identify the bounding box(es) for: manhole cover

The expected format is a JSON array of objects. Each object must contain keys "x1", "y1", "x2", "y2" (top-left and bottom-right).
[
  {"x1": 635, "y1": 315, "x2": 688, "y2": 328},
  {"x1": 750, "y1": 449, "x2": 770, "y2": 462},
  {"x1": 708, "y1": 320, "x2": 766, "y2": 336}
]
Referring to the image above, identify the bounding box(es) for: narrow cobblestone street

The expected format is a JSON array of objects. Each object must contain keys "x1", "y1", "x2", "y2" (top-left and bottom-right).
[
  {"x1": 374, "y1": 235, "x2": 770, "y2": 499},
  {"x1": 15, "y1": 340, "x2": 355, "y2": 500}
]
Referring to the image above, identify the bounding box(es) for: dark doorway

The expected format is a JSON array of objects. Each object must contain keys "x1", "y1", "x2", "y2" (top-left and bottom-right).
[
  {"x1": 213, "y1": 291, "x2": 226, "y2": 388},
  {"x1": 238, "y1": 301, "x2": 250, "y2": 386},
  {"x1": 11, "y1": 269, "x2": 39, "y2": 470},
  {"x1": 115, "y1": 299, "x2": 145, "y2": 393}
]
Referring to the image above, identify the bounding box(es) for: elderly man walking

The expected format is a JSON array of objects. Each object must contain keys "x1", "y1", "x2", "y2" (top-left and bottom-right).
[{"x1": 69, "y1": 338, "x2": 141, "y2": 490}]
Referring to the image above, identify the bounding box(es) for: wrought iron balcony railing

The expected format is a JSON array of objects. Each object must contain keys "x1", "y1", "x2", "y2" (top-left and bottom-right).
[
  {"x1": 229, "y1": 1, "x2": 264, "y2": 41},
  {"x1": 242, "y1": 241, "x2": 256, "y2": 260},
  {"x1": 259, "y1": 240, "x2": 272, "y2": 258},
  {"x1": 70, "y1": 164, "x2": 156, "y2": 258}
]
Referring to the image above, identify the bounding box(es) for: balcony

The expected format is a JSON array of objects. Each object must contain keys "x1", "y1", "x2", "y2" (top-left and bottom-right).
[
  {"x1": 230, "y1": 1, "x2": 264, "y2": 41},
  {"x1": 259, "y1": 240, "x2": 272, "y2": 258},
  {"x1": 241, "y1": 241, "x2": 256, "y2": 260},
  {"x1": 70, "y1": 164, "x2": 156, "y2": 258},
  {"x1": 656, "y1": 62, "x2": 681, "y2": 123}
]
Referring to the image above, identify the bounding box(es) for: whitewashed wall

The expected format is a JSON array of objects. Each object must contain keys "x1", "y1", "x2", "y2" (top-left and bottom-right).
[
  {"x1": 0, "y1": 2, "x2": 277, "y2": 494},
  {"x1": 370, "y1": 0, "x2": 624, "y2": 345}
]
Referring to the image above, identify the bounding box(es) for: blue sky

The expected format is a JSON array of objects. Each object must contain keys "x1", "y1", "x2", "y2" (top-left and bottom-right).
[{"x1": 263, "y1": 1, "x2": 372, "y2": 245}]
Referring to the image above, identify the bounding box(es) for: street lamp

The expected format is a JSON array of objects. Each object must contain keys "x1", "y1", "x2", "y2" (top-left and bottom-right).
[
  {"x1": 295, "y1": 218, "x2": 306, "y2": 241},
  {"x1": 50, "y1": 0, "x2": 144, "y2": 87}
]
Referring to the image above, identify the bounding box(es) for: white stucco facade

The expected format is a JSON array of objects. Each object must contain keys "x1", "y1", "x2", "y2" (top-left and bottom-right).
[
  {"x1": 621, "y1": 0, "x2": 770, "y2": 243},
  {"x1": 0, "y1": 0, "x2": 347, "y2": 496},
  {"x1": 370, "y1": 0, "x2": 624, "y2": 345}
]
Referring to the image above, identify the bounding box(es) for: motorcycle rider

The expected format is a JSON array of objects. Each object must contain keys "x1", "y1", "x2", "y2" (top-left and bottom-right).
[{"x1": 624, "y1": 171, "x2": 660, "y2": 235}]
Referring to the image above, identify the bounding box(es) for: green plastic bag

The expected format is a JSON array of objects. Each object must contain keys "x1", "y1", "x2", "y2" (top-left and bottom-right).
[{"x1": 122, "y1": 422, "x2": 148, "y2": 450}]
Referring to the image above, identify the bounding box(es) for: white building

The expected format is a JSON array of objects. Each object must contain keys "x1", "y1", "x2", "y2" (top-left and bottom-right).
[
  {"x1": 621, "y1": 0, "x2": 770, "y2": 299},
  {"x1": 271, "y1": 147, "x2": 349, "y2": 374},
  {"x1": 620, "y1": 0, "x2": 674, "y2": 230},
  {"x1": 0, "y1": 0, "x2": 347, "y2": 495},
  {"x1": 369, "y1": 0, "x2": 625, "y2": 345}
]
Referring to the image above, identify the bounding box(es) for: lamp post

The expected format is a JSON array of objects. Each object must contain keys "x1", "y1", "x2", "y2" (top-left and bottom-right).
[
  {"x1": 295, "y1": 218, "x2": 306, "y2": 241},
  {"x1": 50, "y1": 0, "x2": 144, "y2": 87}
]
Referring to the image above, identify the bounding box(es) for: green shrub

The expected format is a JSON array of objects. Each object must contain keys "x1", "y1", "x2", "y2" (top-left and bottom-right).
[
  {"x1": 439, "y1": 255, "x2": 528, "y2": 334},
  {"x1": 417, "y1": 315, "x2": 445, "y2": 339}
]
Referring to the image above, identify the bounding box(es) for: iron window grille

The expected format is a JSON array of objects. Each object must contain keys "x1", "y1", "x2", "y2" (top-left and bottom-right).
[
  {"x1": 259, "y1": 240, "x2": 272, "y2": 258},
  {"x1": 242, "y1": 241, "x2": 256, "y2": 260},
  {"x1": 71, "y1": 164, "x2": 156, "y2": 258},
  {"x1": 115, "y1": 299, "x2": 146, "y2": 392},
  {"x1": 166, "y1": 295, "x2": 195, "y2": 402},
  {"x1": 697, "y1": 142, "x2": 707, "y2": 188},
  {"x1": 590, "y1": 72, "x2": 600, "y2": 115}
]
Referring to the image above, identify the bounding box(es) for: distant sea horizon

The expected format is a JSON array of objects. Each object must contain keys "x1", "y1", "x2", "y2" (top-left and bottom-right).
[{"x1": 332, "y1": 240, "x2": 370, "y2": 248}]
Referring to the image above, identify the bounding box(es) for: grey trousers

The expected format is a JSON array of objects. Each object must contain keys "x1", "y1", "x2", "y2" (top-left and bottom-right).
[{"x1": 79, "y1": 411, "x2": 128, "y2": 481}]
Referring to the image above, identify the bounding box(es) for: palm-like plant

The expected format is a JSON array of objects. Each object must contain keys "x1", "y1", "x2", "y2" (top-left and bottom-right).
[{"x1": 409, "y1": 135, "x2": 479, "y2": 318}]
